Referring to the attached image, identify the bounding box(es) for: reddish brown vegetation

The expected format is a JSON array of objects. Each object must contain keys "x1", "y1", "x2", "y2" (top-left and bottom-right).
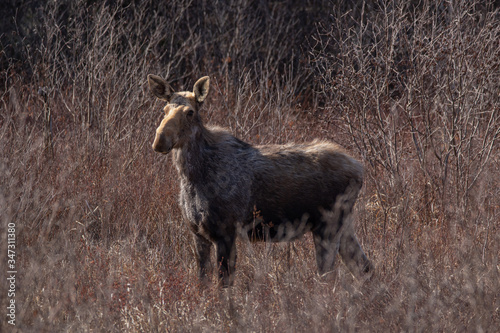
[{"x1": 0, "y1": 0, "x2": 498, "y2": 331}]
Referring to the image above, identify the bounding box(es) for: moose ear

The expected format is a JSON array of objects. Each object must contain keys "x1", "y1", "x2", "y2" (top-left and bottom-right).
[
  {"x1": 193, "y1": 76, "x2": 210, "y2": 103},
  {"x1": 147, "y1": 74, "x2": 171, "y2": 101}
]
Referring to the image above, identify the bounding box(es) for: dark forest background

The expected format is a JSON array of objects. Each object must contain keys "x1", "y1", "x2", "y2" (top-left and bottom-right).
[{"x1": 1, "y1": 0, "x2": 499, "y2": 331}]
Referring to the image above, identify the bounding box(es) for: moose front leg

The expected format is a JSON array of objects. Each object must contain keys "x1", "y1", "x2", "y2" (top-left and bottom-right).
[
  {"x1": 194, "y1": 234, "x2": 212, "y2": 286},
  {"x1": 215, "y1": 234, "x2": 236, "y2": 288}
]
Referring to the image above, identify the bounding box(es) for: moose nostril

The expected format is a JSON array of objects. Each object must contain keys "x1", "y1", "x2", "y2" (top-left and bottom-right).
[
  {"x1": 152, "y1": 135, "x2": 163, "y2": 152},
  {"x1": 152, "y1": 134, "x2": 171, "y2": 153}
]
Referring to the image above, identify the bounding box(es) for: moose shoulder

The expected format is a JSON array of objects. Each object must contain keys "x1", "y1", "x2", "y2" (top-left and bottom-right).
[{"x1": 147, "y1": 74, "x2": 373, "y2": 287}]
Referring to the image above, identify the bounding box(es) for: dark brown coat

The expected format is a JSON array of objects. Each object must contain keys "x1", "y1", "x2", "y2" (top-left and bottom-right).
[{"x1": 148, "y1": 74, "x2": 373, "y2": 287}]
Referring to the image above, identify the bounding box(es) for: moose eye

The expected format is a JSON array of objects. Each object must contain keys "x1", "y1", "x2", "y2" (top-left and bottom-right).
[{"x1": 186, "y1": 110, "x2": 194, "y2": 117}]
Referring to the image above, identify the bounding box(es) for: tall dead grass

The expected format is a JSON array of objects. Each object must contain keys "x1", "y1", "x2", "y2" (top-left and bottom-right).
[{"x1": 1, "y1": 0, "x2": 499, "y2": 331}]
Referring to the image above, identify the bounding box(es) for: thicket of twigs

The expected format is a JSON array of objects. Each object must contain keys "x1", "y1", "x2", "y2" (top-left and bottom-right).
[{"x1": 1, "y1": 0, "x2": 498, "y2": 331}]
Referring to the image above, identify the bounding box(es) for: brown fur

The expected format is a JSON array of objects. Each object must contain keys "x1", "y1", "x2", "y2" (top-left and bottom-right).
[{"x1": 148, "y1": 74, "x2": 373, "y2": 287}]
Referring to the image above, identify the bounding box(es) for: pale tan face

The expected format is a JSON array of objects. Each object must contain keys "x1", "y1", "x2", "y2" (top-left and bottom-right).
[
  {"x1": 148, "y1": 75, "x2": 210, "y2": 154},
  {"x1": 152, "y1": 92, "x2": 198, "y2": 154}
]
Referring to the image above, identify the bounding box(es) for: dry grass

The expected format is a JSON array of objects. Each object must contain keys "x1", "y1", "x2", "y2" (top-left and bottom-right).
[{"x1": 1, "y1": 0, "x2": 499, "y2": 331}]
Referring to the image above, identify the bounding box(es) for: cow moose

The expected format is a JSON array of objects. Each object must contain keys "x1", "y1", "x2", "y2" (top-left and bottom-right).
[{"x1": 148, "y1": 74, "x2": 373, "y2": 287}]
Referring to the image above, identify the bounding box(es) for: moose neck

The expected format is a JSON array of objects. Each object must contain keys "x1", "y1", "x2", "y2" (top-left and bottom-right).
[{"x1": 173, "y1": 122, "x2": 218, "y2": 182}]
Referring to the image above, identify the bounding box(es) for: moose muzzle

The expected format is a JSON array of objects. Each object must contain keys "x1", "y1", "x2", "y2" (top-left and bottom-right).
[{"x1": 152, "y1": 133, "x2": 172, "y2": 154}]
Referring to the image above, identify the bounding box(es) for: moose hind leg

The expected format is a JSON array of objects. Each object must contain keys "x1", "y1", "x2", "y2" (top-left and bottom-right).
[
  {"x1": 339, "y1": 226, "x2": 373, "y2": 277},
  {"x1": 194, "y1": 234, "x2": 213, "y2": 285},
  {"x1": 215, "y1": 234, "x2": 236, "y2": 287},
  {"x1": 313, "y1": 227, "x2": 341, "y2": 276}
]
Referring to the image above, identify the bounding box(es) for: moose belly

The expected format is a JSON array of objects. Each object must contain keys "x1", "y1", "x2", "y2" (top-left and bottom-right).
[{"x1": 245, "y1": 201, "x2": 321, "y2": 242}]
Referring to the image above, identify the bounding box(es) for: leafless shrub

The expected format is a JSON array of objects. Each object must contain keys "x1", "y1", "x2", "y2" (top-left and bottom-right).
[
  {"x1": 0, "y1": 0, "x2": 499, "y2": 331},
  {"x1": 312, "y1": 0, "x2": 499, "y2": 230}
]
